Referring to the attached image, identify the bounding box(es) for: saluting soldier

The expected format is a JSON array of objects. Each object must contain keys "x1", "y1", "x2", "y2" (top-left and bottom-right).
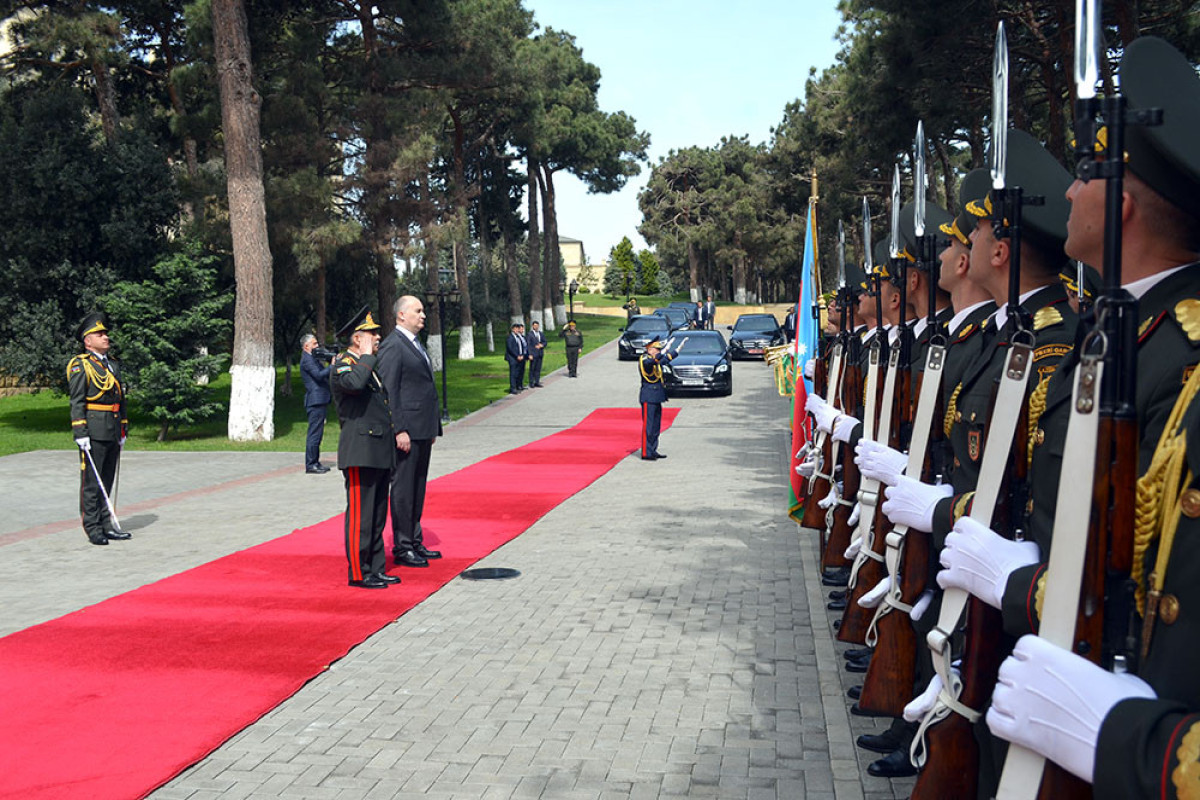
[
  {"x1": 638, "y1": 336, "x2": 676, "y2": 460},
  {"x1": 331, "y1": 307, "x2": 399, "y2": 589},
  {"x1": 68, "y1": 311, "x2": 130, "y2": 546}
]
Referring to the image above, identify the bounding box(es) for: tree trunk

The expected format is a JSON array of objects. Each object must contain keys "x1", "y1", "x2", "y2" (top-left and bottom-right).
[
  {"x1": 316, "y1": 263, "x2": 327, "y2": 343},
  {"x1": 90, "y1": 58, "x2": 120, "y2": 144},
  {"x1": 504, "y1": 234, "x2": 524, "y2": 325},
  {"x1": 425, "y1": 247, "x2": 444, "y2": 372},
  {"x1": 453, "y1": 239, "x2": 475, "y2": 359},
  {"x1": 357, "y1": 8, "x2": 396, "y2": 323},
  {"x1": 535, "y1": 166, "x2": 554, "y2": 329},
  {"x1": 447, "y1": 106, "x2": 475, "y2": 359},
  {"x1": 214, "y1": 0, "x2": 275, "y2": 441},
  {"x1": 526, "y1": 160, "x2": 542, "y2": 327},
  {"x1": 733, "y1": 233, "x2": 747, "y2": 304},
  {"x1": 541, "y1": 166, "x2": 566, "y2": 327},
  {"x1": 687, "y1": 240, "x2": 700, "y2": 301},
  {"x1": 480, "y1": 231, "x2": 495, "y2": 352}
]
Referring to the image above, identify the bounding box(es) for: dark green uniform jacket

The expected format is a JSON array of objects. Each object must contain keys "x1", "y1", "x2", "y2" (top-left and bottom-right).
[{"x1": 331, "y1": 351, "x2": 395, "y2": 471}]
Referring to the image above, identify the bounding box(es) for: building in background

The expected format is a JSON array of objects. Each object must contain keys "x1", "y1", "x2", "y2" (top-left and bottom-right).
[{"x1": 559, "y1": 236, "x2": 604, "y2": 293}]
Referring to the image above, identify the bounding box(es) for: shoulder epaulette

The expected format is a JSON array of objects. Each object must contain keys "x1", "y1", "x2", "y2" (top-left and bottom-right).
[
  {"x1": 1032, "y1": 306, "x2": 1064, "y2": 332},
  {"x1": 1171, "y1": 298, "x2": 1200, "y2": 344},
  {"x1": 953, "y1": 323, "x2": 977, "y2": 344},
  {"x1": 1139, "y1": 311, "x2": 1167, "y2": 344}
]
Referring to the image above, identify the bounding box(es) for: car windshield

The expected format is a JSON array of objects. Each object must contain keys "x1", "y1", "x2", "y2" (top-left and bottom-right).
[
  {"x1": 734, "y1": 316, "x2": 779, "y2": 332},
  {"x1": 628, "y1": 317, "x2": 668, "y2": 333},
  {"x1": 676, "y1": 334, "x2": 726, "y2": 355}
]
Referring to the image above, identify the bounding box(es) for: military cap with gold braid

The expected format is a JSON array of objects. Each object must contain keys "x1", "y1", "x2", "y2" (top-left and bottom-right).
[
  {"x1": 75, "y1": 311, "x2": 110, "y2": 343},
  {"x1": 1060, "y1": 262, "x2": 1101, "y2": 303},
  {"x1": 1116, "y1": 37, "x2": 1200, "y2": 219},
  {"x1": 966, "y1": 128, "x2": 1072, "y2": 251},
  {"x1": 845, "y1": 261, "x2": 867, "y2": 297},
  {"x1": 870, "y1": 239, "x2": 892, "y2": 283},
  {"x1": 899, "y1": 200, "x2": 952, "y2": 272},
  {"x1": 336, "y1": 305, "x2": 382, "y2": 340},
  {"x1": 941, "y1": 168, "x2": 991, "y2": 246}
]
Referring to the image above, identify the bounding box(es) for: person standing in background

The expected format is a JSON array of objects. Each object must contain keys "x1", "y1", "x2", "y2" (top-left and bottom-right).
[
  {"x1": 526, "y1": 321, "x2": 546, "y2": 387},
  {"x1": 702, "y1": 295, "x2": 716, "y2": 330},
  {"x1": 505, "y1": 322, "x2": 528, "y2": 394},
  {"x1": 300, "y1": 333, "x2": 332, "y2": 474},
  {"x1": 560, "y1": 320, "x2": 584, "y2": 377}
]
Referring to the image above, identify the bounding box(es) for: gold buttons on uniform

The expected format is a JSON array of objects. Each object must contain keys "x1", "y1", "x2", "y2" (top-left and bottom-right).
[
  {"x1": 1182, "y1": 489, "x2": 1200, "y2": 518},
  {"x1": 1035, "y1": 428, "x2": 1045, "y2": 446},
  {"x1": 1159, "y1": 594, "x2": 1180, "y2": 625},
  {"x1": 1026, "y1": 499, "x2": 1034, "y2": 515},
  {"x1": 955, "y1": 411, "x2": 963, "y2": 423},
  {"x1": 970, "y1": 411, "x2": 977, "y2": 422}
]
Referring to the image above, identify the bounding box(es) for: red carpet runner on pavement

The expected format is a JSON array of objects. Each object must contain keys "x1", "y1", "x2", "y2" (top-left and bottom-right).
[{"x1": 0, "y1": 407, "x2": 678, "y2": 800}]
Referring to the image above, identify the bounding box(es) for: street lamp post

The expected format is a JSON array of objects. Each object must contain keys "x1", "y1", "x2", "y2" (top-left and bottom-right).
[
  {"x1": 567, "y1": 278, "x2": 579, "y2": 321},
  {"x1": 429, "y1": 267, "x2": 459, "y2": 425}
]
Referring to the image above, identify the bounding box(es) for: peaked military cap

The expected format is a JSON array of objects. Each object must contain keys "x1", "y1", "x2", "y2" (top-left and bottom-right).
[
  {"x1": 845, "y1": 261, "x2": 868, "y2": 296},
  {"x1": 75, "y1": 311, "x2": 110, "y2": 342},
  {"x1": 336, "y1": 306, "x2": 381, "y2": 340},
  {"x1": 966, "y1": 128, "x2": 1071, "y2": 250},
  {"x1": 899, "y1": 200, "x2": 953, "y2": 270},
  {"x1": 1119, "y1": 37, "x2": 1200, "y2": 218},
  {"x1": 941, "y1": 168, "x2": 992, "y2": 246},
  {"x1": 644, "y1": 336, "x2": 664, "y2": 350}
]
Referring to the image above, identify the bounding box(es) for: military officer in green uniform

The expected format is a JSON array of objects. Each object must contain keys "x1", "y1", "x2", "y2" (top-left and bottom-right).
[
  {"x1": 68, "y1": 311, "x2": 131, "y2": 546},
  {"x1": 332, "y1": 307, "x2": 399, "y2": 589}
]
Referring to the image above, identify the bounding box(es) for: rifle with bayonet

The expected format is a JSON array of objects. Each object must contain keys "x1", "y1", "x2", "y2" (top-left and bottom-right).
[{"x1": 803, "y1": 225, "x2": 844, "y2": 535}]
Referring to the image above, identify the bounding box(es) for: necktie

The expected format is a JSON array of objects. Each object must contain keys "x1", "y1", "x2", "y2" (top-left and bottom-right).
[{"x1": 414, "y1": 337, "x2": 430, "y2": 365}]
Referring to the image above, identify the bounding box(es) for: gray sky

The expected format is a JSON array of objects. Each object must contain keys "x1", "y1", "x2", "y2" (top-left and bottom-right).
[{"x1": 524, "y1": 0, "x2": 845, "y2": 264}]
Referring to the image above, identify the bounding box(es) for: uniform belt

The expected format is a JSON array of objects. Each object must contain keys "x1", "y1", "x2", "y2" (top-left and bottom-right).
[{"x1": 87, "y1": 403, "x2": 120, "y2": 412}]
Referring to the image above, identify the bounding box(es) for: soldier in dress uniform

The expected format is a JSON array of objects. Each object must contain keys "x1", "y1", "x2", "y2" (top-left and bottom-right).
[
  {"x1": 638, "y1": 337, "x2": 676, "y2": 460},
  {"x1": 68, "y1": 311, "x2": 131, "y2": 546},
  {"x1": 331, "y1": 307, "x2": 400, "y2": 589}
]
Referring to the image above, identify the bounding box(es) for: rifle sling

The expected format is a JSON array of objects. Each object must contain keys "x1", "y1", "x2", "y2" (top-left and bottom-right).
[
  {"x1": 809, "y1": 344, "x2": 846, "y2": 492},
  {"x1": 850, "y1": 344, "x2": 899, "y2": 588},
  {"x1": 994, "y1": 356, "x2": 1103, "y2": 800}
]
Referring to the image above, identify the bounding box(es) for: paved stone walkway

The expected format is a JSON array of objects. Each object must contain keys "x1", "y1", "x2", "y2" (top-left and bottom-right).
[{"x1": 0, "y1": 339, "x2": 912, "y2": 799}]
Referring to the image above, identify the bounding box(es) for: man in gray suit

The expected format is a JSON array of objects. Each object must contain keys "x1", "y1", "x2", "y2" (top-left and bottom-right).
[{"x1": 376, "y1": 295, "x2": 444, "y2": 568}]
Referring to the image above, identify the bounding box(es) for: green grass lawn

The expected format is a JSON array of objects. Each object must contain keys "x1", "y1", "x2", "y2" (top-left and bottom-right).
[{"x1": 0, "y1": 313, "x2": 625, "y2": 457}]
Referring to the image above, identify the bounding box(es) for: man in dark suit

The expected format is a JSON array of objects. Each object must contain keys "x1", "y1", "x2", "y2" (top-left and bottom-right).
[
  {"x1": 68, "y1": 311, "x2": 131, "y2": 546},
  {"x1": 376, "y1": 295, "x2": 443, "y2": 568},
  {"x1": 702, "y1": 295, "x2": 716, "y2": 330},
  {"x1": 300, "y1": 333, "x2": 332, "y2": 474},
  {"x1": 505, "y1": 322, "x2": 528, "y2": 394},
  {"x1": 331, "y1": 308, "x2": 399, "y2": 589},
  {"x1": 526, "y1": 320, "x2": 546, "y2": 387}
]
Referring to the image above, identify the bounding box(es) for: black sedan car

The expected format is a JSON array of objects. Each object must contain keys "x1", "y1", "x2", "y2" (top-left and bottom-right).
[
  {"x1": 660, "y1": 330, "x2": 732, "y2": 396},
  {"x1": 617, "y1": 314, "x2": 671, "y2": 360},
  {"x1": 727, "y1": 313, "x2": 785, "y2": 360},
  {"x1": 667, "y1": 301, "x2": 700, "y2": 324},
  {"x1": 652, "y1": 306, "x2": 691, "y2": 332}
]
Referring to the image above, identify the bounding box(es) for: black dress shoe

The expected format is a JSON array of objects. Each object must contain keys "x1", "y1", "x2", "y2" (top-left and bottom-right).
[
  {"x1": 845, "y1": 655, "x2": 871, "y2": 673},
  {"x1": 105, "y1": 529, "x2": 132, "y2": 540},
  {"x1": 641, "y1": 455, "x2": 656, "y2": 461},
  {"x1": 654, "y1": 453, "x2": 667, "y2": 459},
  {"x1": 533, "y1": 383, "x2": 544, "y2": 387},
  {"x1": 306, "y1": 464, "x2": 330, "y2": 474},
  {"x1": 846, "y1": 685, "x2": 862, "y2": 700},
  {"x1": 822, "y1": 569, "x2": 850, "y2": 587},
  {"x1": 866, "y1": 748, "x2": 918, "y2": 778},
  {"x1": 394, "y1": 550, "x2": 429, "y2": 568},
  {"x1": 856, "y1": 731, "x2": 903, "y2": 754},
  {"x1": 371, "y1": 572, "x2": 401, "y2": 584},
  {"x1": 509, "y1": 389, "x2": 520, "y2": 395},
  {"x1": 832, "y1": 619, "x2": 841, "y2": 631},
  {"x1": 349, "y1": 576, "x2": 388, "y2": 589},
  {"x1": 826, "y1": 598, "x2": 847, "y2": 611},
  {"x1": 88, "y1": 533, "x2": 109, "y2": 546},
  {"x1": 828, "y1": 589, "x2": 847, "y2": 601},
  {"x1": 843, "y1": 647, "x2": 872, "y2": 660},
  {"x1": 413, "y1": 545, "x2": 441, "y2": 559},
  {"x1": 851, "y1": 702, "x2": 889, "y2": 718}
]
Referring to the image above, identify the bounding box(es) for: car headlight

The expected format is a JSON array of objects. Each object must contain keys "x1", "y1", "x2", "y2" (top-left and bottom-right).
[{"x1": 715, "y1": 364, "x2": 729, "y2": 374}]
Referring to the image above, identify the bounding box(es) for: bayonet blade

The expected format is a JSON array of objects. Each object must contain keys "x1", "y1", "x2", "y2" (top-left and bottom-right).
[
  {"x1": 889, "y1": 165, "x2": 901, "y2": 258},
  {"x1": 837, "y1": 220, "x2": 847, "y2": 289},
  {"x1": 1074, "y1": 0, "x2": 1099, "y2": 100},
  {"x1": 991, "y1": 21, "x2": 1009, "y2": 190},
  {"x1": 915, "y1": 121, "x2": 927, "y2": 237},
  {"x1": 861, "y1": 196, "x2": 872, "y2": 277}
]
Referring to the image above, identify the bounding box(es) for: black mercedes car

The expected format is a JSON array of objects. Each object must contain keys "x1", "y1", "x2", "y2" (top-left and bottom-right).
[
  {"x1": 617, "y1": 314, "x2": 671, "y2": 360},
  {"x1": 667, "y1": 301, "x2": 700, "y2": 324},
  {"x1": 727, "y1": 313, "x2": 785, "y2": 359},
  {"x1": 661, "y1": 330, "x2": 732, "y2": 396},
  {"x1": 652, "y1": 306, "x2": 691, "y2": 332}
]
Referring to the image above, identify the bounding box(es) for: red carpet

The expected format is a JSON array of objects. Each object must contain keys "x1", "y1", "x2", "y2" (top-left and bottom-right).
[{"x1": 0, "y1": 407, "x2": 678, "y2": 800}]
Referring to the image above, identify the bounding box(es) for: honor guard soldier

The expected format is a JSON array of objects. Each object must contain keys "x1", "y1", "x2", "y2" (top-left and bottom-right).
[
  {"x1": 332, "y1": 307, "x2": 400, "y2": 589},
  {"x1": 639, "y1": 336, "x2": 677, "y2": 460},
  {"x1": 68, "y1": 311, "x2": 130, "y2": 546}
]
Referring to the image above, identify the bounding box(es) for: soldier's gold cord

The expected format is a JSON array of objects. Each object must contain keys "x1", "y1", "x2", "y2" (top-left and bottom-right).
[
  {"x1": 1025, "y1": 372, "x2": 1051, "y2": 469},
  {"x1": 79, "y1": 357, "x2": 118, "y2": 401},
  {"x1": 639, "y1": 357, "x2": 662, "y2": 383}
]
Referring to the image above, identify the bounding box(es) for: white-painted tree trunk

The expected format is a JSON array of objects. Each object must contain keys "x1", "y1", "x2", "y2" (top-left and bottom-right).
[
  {"x1": 735, "y1": 287, "x2": 748, "y2": 304},
  {"x1": 510, "y1": 313, "x2": 526, "y2": 327},
  {"x1": 553, "y1": 303, "x2": 567, "y2": 327},
  {"x1": 427, "y1": 333, "x2": 444, "y2": 372},
  {"x1": 543, "y1": 308, "x2": 556, "y2": 332},
  {"x1": 457, "y1": 325, "x2": 475, "y2": 360},
  {"x1": 227, "y1": 364, "x2": 275, "y2": 441},
  {"x1": 528, "y1": 308, "x2": 543, "y2": 328},
  {"x1": 485, "y1": 321, "x2": 495, "y2": 352},
  {"x1": 690, "y1": 287, "x2": 700, "y2": 301}
]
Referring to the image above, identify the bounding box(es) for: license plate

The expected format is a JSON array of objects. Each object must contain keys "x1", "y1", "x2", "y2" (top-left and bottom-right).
[
  {"x1": 680, "y1": 378, "x2": 704, "y2": 386},
  {"x1": 748, "y1": 348, "x2": 763, "y2": 355}
]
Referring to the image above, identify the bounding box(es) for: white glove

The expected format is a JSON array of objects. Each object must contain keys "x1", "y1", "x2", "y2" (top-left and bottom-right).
[
  {"x1": 832, "y1": 414, "x2": 861, "y2": 443},
  {"x1": 937, "y1": 516, "x2": 1040, "y2": 609},
  {"x1": 904, "y1": 670, "x2": 952, "y2": 722},
  {"x1": 910, "y1": 590, "x2": 934, "y2": 622},
  {"x1": 795, "y1": 441, "x2": 812, "y2": 461},
  {"x1": 843, "y1": 535, "x2": 862, "y2": 560},
  {"x1": 818, "y1": 485, "x2": 839, "y2": 510},
  {"x1": 806, "y1": 394, "x2": 840, "y2": 434},
  {"x1": 795, "y1": 456, "x2": 818, "y2": 478},
  {"x1": 803, "y1": 358, "x2": 815, "y2": 380},
  {"x1": 76, "y1": 436, "x2": 91, "y2": 451},
  {"x1": 847, "y1": 502, "x2": 861, "y2": 527},
  {"x1": 987, "y1": 634, "x2": 1156, "y2": 783},
  {"x1": 881, "y1": 476, "x2": 953, "y2": 532},
  {"x1": 119, "y1": 435, "x2": 127, "y2": 447},
  {"x1": 858, "y1": 576, "x2": 891, "y2": 609},
  {"x1": 856, "y1": 439, "x2": 908, "y2": 486}
]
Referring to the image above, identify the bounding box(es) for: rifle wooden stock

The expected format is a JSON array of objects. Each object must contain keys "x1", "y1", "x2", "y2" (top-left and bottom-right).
[
  {"x1": 911, "y1": 598, "x2": 1004, "y2": 799},
  {"x1": 822, "y1": 356, "x2": 862, "y2": 570}
]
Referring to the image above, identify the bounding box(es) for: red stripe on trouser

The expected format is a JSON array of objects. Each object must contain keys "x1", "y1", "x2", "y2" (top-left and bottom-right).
[
  {"x1": 641, "y1": 403, "x2": 649, "y2": 457},
  {"x1": 347, "y1": 467, "x2": 362, "y2": 581}
]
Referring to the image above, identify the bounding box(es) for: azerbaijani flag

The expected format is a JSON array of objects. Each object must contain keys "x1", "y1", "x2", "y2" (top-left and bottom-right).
[{"x1": 788, "y1": 200, "x2": 819, "y2": 522}]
